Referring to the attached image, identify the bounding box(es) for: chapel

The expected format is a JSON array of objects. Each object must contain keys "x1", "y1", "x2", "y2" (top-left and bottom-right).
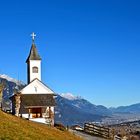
[{"x1": 10, "y1": 33, "x2": 56, "y2": 126}]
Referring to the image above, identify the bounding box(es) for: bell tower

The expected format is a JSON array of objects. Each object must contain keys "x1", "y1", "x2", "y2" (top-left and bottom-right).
[{"x1": 26, "y1": 33, "x2": 41, "y2": 84}]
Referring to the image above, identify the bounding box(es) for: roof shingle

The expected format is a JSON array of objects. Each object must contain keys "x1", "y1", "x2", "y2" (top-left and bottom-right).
[
  {"x1": 20, "y1": 94, "x2": 55, "y2": 108},
  {"x1": 26, "y1": 43, "x2": 41, "y2": 62}
]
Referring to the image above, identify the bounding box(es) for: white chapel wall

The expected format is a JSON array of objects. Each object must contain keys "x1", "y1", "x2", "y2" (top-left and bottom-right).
[
  {"x1": 20, "y1": 79, "x2": 54, "y2": 94},
  {"x1": 29, "y1": 60, "x2": 41, "y2": 82}
]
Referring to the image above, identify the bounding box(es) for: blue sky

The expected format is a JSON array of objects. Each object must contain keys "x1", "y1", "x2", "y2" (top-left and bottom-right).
[{"x1": 0, "y1": 0, "x2": 140, "y2": 107}]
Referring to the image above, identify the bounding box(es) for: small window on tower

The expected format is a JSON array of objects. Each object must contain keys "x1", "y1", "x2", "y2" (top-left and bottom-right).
[{"x1": 32, "y1": 67, "x2": 38, "y2": 73}]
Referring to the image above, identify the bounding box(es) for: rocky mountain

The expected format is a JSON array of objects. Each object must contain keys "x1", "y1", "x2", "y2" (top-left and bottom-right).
[
  {"x1": 0, "y1": 74, "x2": 25, "y2": 110},
  {"x1": 55, "y1": 94, "x2": 111, "y2": 126},
  {"x1": 60, "y1": 93, "x2": 111, "y2": 116},
  {"x1": 0, "y1": 74, "x2": 25, "y2": 86}
]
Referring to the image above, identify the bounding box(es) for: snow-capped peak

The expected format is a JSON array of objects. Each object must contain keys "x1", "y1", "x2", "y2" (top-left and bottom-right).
[
  {"x1": 60, "y1": 93, "x2": 82, "y2": 100},
  {"x1": 0, "y1": 74, "x2": 25, "y2": 86}
]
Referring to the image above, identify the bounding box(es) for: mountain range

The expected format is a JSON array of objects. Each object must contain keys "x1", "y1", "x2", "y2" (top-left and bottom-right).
[
  {"x1": 110, "y1": 103, "x2": 140, "y2": 114},
  {"x1": 1, "y1": 74, "x2": 140, "y2": 126}
]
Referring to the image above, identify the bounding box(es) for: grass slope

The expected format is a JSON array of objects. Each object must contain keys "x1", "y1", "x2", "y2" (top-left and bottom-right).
[{"x1": 0, "y1": 111, "x2": 82, "y2": 140}]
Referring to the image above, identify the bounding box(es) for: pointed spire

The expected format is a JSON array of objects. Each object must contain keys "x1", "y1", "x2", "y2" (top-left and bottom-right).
[
  {"x1": 26, "y1": 43, "x2": 41, "y2": 62},
  {"x1": 26, "y1": 33, "x2": 41, "y2": 63}
]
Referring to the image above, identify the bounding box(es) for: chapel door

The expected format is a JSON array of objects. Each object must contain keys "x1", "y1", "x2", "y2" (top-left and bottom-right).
[{"x1": 31, "y1": 108, "x2": 42, "y2": 118}]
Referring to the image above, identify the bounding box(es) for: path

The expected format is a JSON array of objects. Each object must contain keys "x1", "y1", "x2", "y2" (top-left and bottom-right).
[{"x1": 70, "y1": 129, "x2": 107, "y2": 140}]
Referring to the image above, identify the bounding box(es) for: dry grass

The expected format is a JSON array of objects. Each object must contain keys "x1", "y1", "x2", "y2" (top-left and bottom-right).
[{"x1": 0, "y1": 110, "x2": 82, "y2": 140}]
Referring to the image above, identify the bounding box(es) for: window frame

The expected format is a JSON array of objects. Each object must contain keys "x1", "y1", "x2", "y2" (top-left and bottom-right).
[{"x1": 32, "y1": 66, "x2": 38, "y2": 73}]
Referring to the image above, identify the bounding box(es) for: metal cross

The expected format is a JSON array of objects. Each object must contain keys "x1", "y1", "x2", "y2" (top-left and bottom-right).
[{"x1": 31, "y1": 32, "x2": 36, "y2": 42}]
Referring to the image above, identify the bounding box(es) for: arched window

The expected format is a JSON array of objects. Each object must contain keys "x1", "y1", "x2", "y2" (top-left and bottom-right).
[{"x1": 32, "y1": 66, "x2": 38, "y2": 73}]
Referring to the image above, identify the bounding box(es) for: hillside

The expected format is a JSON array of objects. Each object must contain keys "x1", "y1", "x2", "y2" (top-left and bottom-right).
[{"x1": 0, "y1": 110, "x2": 82, "y2": 140}]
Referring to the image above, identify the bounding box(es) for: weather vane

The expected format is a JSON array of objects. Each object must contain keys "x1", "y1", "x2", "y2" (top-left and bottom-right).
[{"x1": 31, "y1": 32, "x2": 36, "y2": 42}]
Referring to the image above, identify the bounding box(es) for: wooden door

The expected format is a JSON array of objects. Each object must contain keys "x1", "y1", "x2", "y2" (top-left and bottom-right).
[{"x1": 31, "y1": 108, "x2": 42, "y2": 118}]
